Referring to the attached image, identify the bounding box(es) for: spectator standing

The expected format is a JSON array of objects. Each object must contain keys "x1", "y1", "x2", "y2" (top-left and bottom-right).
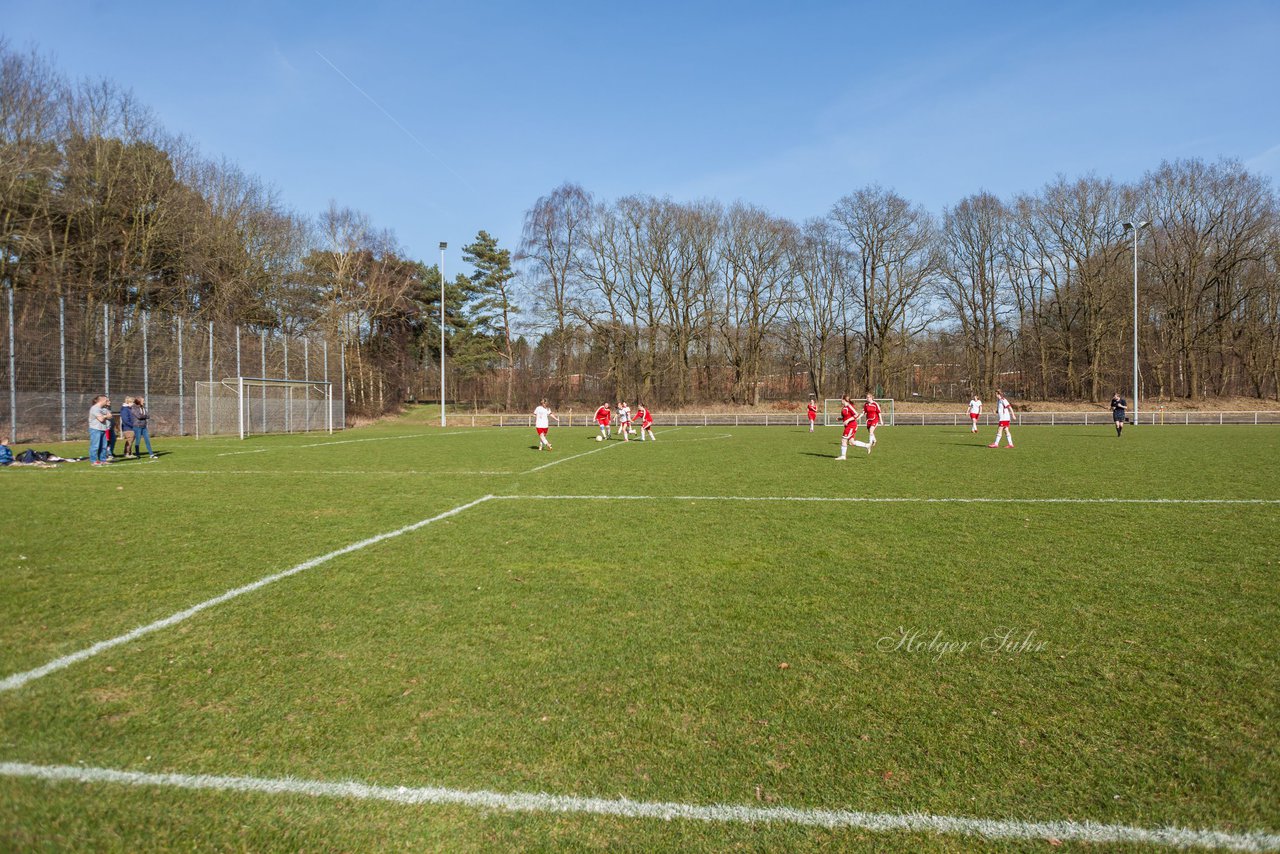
[
  {"x1": 120, "y1": 397, "x2": 136, "y2": 458},
  {"x1": 89, "y1": 395, "x2": 112, "y2": 466},
  {"x1": 133, "y1": 397, "x2": 156, "y2": 458}
]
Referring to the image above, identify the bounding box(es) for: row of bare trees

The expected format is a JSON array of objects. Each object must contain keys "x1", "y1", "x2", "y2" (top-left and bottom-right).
[
  {"x1": 0, "y1": 43, "x2": 490, "y2": 415},
  {"x1": 519, "y1": 162, "x2": 1279, "y2": 405},
  {"x1": 5, "y1": 41, "x2": 1277, "y2": 418}
]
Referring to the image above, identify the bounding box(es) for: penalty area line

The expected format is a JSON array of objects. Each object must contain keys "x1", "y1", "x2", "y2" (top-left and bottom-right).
[
  {"x1": 0, "y1": 763, "x2": 1275, "y2": 852},
  {"x1": 0, "y1": 495, "x2": 495, "y2": 694},
  {"x1": 498, "y1": 495, "x2": 1280, "y2": 505}
]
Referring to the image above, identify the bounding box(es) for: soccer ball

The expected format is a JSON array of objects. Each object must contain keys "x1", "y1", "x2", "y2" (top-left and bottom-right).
[{"x1": 595, "y1": 436, "x2": 602, "y2": 441}]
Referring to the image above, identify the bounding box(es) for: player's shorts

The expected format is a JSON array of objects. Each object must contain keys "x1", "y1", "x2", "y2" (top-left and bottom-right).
[
  {"x1": 536, "y1": 427, "x2": 548, "y2": 436},
  {"x1": 969, "y1": 413, "x2": 979, "y2": 420},
  {"x1": 1112, "y1": 411, "x2": 1125, "y2": 421},
  {"x1": 842, "y1": 425, "x2": 856, "y2": 440},
  {"x1": 999, "y1": 420, "x2": 1010, "y2": 427},
  {"x1": 808, "y1": 413, "x2": 817, "y2": 421},
  {"x1": 641, "y1": 422, "x2": 653, "y2": 430},
  {"x1": 866, "y1": 419, "x2": 879, "y2": 428},
  {"x1": 597, "y1": 419, "x2": 610, "y2": 426}
]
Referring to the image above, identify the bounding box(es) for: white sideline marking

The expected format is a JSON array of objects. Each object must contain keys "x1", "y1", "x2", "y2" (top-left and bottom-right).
[
  {"x1": 216, "y1": 449, "x2": 269, "y2": 457},
  {"x1": 500, "y1": 495, "x2": 1280, "y2": 505},
  {"x1": 0, "y1": 763, "x2": 1274, "y2": 851},
  {"x1": 0, "y1": 496, "x2": 495, "y2": 694}
]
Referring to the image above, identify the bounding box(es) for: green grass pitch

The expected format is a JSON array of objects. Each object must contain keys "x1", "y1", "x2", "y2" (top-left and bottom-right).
[{"x1": 1, "y1": 409, "x2": 1277, "y2": 851}]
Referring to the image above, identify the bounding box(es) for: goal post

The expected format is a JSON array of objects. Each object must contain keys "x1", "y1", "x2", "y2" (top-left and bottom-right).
[
  {"x1": 195, "y1": 377, "x2": 334, "y2": 439},
  {"x1": 824, "y1": 398, "x2": 894, "y2": 427}
]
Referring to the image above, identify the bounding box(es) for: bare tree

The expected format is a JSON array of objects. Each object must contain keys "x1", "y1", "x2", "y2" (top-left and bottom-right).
[
  {"x1": 938, "y1": 192, "x2": 1014, "y2": 392},
  {"x1": 830, "y1": 186, "x2": 935, "y2": 394},
  {"x1": 518, "y1": 182, "x2": 592, "y2": 399}
]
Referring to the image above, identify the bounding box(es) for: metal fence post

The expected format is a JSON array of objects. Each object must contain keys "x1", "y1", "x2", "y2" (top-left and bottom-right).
[
  {"x1": 142, "y1": 309, "x2": 150, "y2": 407},
  {"x1": 177, "y1": 318, "x2": 185, "y2": 435},
  {"x1": 207, "y1": 320, "x2": 215, "y2": 435},
  {"x1": 59, "y1": 294, "x2": 67, "y2": 441},
  {"x1": 103, "y1": 304, "x2": 110, "y2": 396},
  {"x1": 304, "y1": 338, "x2": 311, "y2": 431},
  {"x1": 283, "y1": 332, "x2": 290, "y2": 433},
  {"x1": 6, "y1": 285, "x2": 15, "y2": 443},
  {"x1": 260, "y1": 330, "x2": 267, "y2": 433}
]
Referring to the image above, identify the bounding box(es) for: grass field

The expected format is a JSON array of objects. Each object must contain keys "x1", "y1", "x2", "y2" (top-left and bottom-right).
[{"x1": 2, "y1": 408, "x2": 1278, "y2": 852}]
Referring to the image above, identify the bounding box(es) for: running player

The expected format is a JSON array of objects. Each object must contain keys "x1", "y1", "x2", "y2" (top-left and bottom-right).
[
  {"x1": 636, "y1": 403, "x2": 656, "y2": 441},
  {"x1": 989, "y1": 390, "x2": 1015, "y2": 448},
  {"x1": 967, "y1": 394, "x2": 982, "y2": 433},
  {"x1": 807, "y1": 395, "x2": 818, "y2": 433},
  {"x1": 863, "y1": 393, "x2": 882, "y2": 447},
  {"x1": 594, "y1": 401, "x2": 612, "y2": 441},
  {"x1": 1110, "y1": 392, "x2": 1126, "y2": 437},
  {"x1": 617, "y1": 401, "x2": 632, "y2": 442},
  {"x1": 534, "y1": 399, "x2": 559, "y2": 451},
  {"x1": 836, "y1": 395, "x2": 871, "y2": 459}
]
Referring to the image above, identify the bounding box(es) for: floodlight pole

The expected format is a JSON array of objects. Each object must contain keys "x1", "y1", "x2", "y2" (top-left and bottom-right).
[
  {"x1": 439, "y1": 241, "x2": 447, "y2": 427},
  {"x1": 1122, "y1": 221, "x2": 1149, "y2": 426}
]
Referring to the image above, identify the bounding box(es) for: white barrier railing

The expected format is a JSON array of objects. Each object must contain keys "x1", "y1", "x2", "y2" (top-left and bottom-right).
[{"x1": 446, "y1": 411, "x2": 1280, "y2": 427}]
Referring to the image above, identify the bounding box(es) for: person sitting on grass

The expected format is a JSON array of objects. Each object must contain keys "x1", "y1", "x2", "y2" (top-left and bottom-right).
[{"x1": 0, "y1": 439, "x2": 65, "y2": 468}]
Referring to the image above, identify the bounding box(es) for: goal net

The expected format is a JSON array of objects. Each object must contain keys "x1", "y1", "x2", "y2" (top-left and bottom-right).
[
  {"x1": 824, "y1": 398, "x2": 895, "y2": 427},
  {"x1": 195, "y1": 377, "x2": 335, "y2": 439}
]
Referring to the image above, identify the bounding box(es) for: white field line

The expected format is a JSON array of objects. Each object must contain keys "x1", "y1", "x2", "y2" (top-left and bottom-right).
[
  {"x1": 297, "y1": 431, "x2": 467, "y2": 448},
  {"x1": 56, "y1": 469, "x2": 514, "y2": 477},
  {"x1": 0, "y1": 495, "x2": 495, "y2": 694},
  {"x1": 522, "y1": 427, "x2": 685, "y2": 473},
  {"x1": 215, "y1": 432, "x2": 469, "y2": 457},
  {"x1": 499, "y1": 495, "x2": 1280, "y2": 505},
  {"x1": 0, "y1": 763, "x2": 1275, "y2": 852}
]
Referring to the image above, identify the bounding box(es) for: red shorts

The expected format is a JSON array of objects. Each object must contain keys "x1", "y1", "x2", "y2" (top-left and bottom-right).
[
  {"x1": 536, "y1": 427, "x2": 548, "y2": 436},
  {"x1": 866, "y1": 419, "x2": 879, "y2": 428},
  {"x1": 999, "y1": 420, "x2": 1010, "y2": 427},
  {"x1": 642, "y1": 421, "x2": 653, "y2": 429},
  {"x1": 970, "y1": 413, "x2": 979, "y2": 420},
  {"x1": 842, "y1": 425, "x2": 856, "y2": 440},
  {"x1": 808, "y1": 413, "x2": 816, "y2": 422},
  {"x1": 597, "y1": 420, "x2": 609, "y2": 427}
]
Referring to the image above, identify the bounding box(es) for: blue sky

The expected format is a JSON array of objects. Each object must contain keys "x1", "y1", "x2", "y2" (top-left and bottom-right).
[{"x1": 5, "y1": 0, "x2": 1279, "y2": 266}]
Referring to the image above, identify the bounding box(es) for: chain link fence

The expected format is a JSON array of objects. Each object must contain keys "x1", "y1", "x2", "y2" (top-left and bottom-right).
[{"x1": 2, "y1": 287, "x2": 346, "y2": 444}]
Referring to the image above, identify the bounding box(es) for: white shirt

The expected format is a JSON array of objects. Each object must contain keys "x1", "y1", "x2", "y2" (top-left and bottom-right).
[
  {"x1": 534, "y1": 405, "x2": 552, "y2": 428},
  {"x1": 619, "y1": 405, "x2": 631, "y2": 422},
  {"x1": 996, "y1": 398, "x2": 1013, "y2": 421},
  {"x1": 968, "y1": 398, "x2": 982, "y2": 415}
]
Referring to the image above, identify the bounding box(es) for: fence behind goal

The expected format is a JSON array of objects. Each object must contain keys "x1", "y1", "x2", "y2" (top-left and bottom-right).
[{"x1": 195, "y1": 378, "x2": 335, "y2": 439}]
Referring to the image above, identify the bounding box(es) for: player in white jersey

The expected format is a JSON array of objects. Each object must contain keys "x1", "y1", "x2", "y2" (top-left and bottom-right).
[
  {"x1": 533, "y1": 399, "x2": 559, "y2": 450},
  {"x1": 967, "y1": 395, "x2": 982, "y2": 433},
  {"x1": 988, "y1": 390, "x2": 1015, "y2": 448},
  {"x1": 617, "y1": 401, "x2": 632, "y2": 442}
]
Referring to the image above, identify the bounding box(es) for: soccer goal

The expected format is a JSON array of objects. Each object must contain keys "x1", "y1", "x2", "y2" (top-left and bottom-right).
[
  {"x1": 195, "y1": 377, "x2": 335, "y2": 439},
  {"x1": 824, "y1": 398, "x2": 895, "y2": 427}
]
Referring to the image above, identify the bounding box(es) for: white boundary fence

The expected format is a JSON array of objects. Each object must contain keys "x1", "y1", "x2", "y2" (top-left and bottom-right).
[{"x1": 444, "y1": 411, "x2": 1280, "y2": 428}]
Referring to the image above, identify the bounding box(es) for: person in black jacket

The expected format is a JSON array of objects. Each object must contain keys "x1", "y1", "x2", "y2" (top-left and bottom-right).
[{"x1": 1110, "y1": 393, "x2": 1127, "y2": 437}]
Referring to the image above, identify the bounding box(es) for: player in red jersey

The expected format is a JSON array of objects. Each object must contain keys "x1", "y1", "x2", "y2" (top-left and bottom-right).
[
  {"x1": 863, "y1": 392, "x2": 882, "y2": 447},
  {"x1": 594, "y1": 402, "x2": 612, "y2": 441},
  {"x1": 807, "y1": 395, "x2": 818, "y2": 432},
  {"x1": 836, "y1": 395, "x2": 871, "y2": 459},
  {"x1": 635, "y1": 403, "x2": 656, "y2": 441}
]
